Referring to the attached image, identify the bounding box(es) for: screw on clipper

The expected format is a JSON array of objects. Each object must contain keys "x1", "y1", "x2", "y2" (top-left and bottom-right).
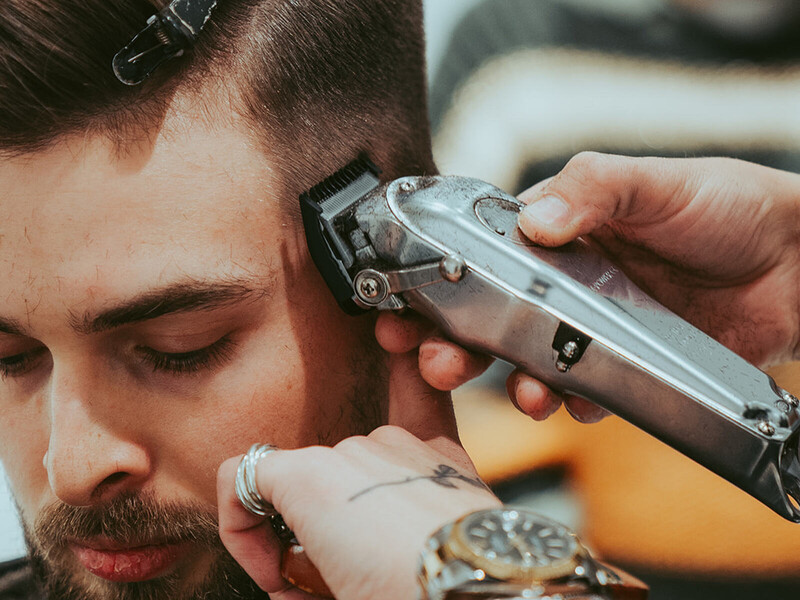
[
  {"x1": 354, "y1": 270, "x2": 389, "y2": 305},
  {"x1": 782, "y1": 389, "x2": 799, "y2": 408},
  {"x1": 358, "y1": 278, "x2": 380, "y2": 299},
  {"x1": 552, "y1": 323, "x2": 592, "y2": 373},
  {"x1": 758, "y1": 420, "x2": 776, "y2": 436},
  {"x1": 562, "y1": 341, "x2": 580, "y2": 359},
  {"x1": 744, "y1": 403, "x2": 783, "y2": 434}
]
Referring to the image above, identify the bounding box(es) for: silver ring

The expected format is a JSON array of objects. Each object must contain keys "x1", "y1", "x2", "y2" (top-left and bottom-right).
[{"x1": 235, "y1": 443, "x2": 279, "y2": 516}]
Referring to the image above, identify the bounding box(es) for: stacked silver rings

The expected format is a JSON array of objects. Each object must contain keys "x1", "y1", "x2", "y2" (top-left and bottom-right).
[{"x1": 235, "y1": 443, "x2": 279, "y2": 516}]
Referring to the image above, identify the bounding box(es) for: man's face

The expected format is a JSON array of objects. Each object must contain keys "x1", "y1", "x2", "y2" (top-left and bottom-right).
[{"x1": 0, "y1": 103, "x2": 385, "y2": 599}]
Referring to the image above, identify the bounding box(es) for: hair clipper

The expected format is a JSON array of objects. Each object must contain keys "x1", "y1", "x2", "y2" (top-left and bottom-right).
[{"x1": 300, "y1": 156, "x2": 800, "y2": 523}]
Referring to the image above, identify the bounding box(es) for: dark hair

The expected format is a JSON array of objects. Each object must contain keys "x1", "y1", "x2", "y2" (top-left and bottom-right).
[{"x1": 0, "y1": 0, "x2": 433, "y2": 183}]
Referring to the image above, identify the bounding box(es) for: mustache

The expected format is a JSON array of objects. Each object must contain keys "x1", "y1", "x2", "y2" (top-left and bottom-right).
[{"x1": 33, "y1": 492, "x2": 220, "y2": 548}]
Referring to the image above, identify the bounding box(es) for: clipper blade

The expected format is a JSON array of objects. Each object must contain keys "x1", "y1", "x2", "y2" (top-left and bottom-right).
[
  {"x1": 299, "y1": 155, "x2": 382, "y2": 314},
  {"x1": 302, "y1": 155, "x2": 381, "y2": 208}
]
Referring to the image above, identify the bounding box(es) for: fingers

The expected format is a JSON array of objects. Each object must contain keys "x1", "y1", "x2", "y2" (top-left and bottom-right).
[
  {"x1": 376, "y1": 312, "x2": 494, "y2": 391},
  {"x1": 218, "y1": 455, "x2": 333, "y2": 600},
  {"x1": 375, "y1": 311, "x2": 487, "y2": 468},
  {"x1": 563, "y1": 396, "x2": 611, "y2": 424},
  {"x1": 517, "y1": 176, "x2": 554, "y2": 203},
  {"x1": 217, "y1": 457, "x2": 294, "y2": 596},
  {"x1": 506, "y1": 370, "x2": 562, "y2": 421},
  {"x1": 418, "y1": 337, "x2": 493, "y2": 391},
  {"x1": 374, "y1": 311, "x2": 433, "y2": 353},
  {"x1": 217, "y1": 431, "x2": 497, "y2": 600},
  {"x1": 377, "y1": 312, "x2": 606, "y2": 427},
  {"x1": 505, "y1": 369, "x2": 610, "y2": 424},
  {"x1": 517, "y1": 152, "x2": 693, "y2": 247}
]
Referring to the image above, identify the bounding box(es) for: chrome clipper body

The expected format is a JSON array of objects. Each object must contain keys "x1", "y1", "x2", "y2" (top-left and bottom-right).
[{"x1": 300, "y1": 156, "x2": 800, "y2": 522}]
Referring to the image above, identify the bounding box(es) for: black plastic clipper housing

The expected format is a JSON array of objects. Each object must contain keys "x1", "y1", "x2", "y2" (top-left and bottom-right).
[
  {"x1": 113, "y1": 0, "x2": 218, "y2": 85},
  {"x1": 299, "y1": 155, "x2": 381, "y2": 315}
]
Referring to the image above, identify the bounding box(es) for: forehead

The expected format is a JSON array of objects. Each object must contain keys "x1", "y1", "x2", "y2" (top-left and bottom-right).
[{"x1": 0, "y1": 121, "x2": 285, "y2": 324}]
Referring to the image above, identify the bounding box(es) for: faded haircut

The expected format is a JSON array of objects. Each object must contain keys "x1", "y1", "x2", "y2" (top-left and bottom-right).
[{"x1": 0, "y1": 0, "x2": 434, "y2": 186}]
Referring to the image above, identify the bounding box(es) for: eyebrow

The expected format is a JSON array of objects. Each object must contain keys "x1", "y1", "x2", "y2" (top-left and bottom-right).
[{"x1": 69, "y1": 279, "x2": 270, "y2": 335}]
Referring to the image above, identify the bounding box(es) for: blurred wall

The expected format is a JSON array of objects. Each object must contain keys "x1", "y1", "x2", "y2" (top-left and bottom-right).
[{"x1": 0, "y1": 469, "x2": 24, "y2": 561}]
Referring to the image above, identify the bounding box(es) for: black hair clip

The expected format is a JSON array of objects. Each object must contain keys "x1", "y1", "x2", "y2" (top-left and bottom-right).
[{"x1": 113, "y1": 0, "x2": 218, "y2": 86}]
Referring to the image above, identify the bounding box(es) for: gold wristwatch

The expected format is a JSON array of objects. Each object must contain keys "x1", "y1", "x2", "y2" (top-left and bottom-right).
[{"x1": 417, "y1": 508, "x2": 648, "y2": 600}]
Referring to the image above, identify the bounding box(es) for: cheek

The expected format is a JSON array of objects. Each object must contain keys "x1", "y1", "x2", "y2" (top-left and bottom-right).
[
  {"x1": 0, "y1": 396, "x2": 49, "y2": 520},
  {"x1": 150, "y1": 319, "x2": 355, "y2": 505},
  {"x1": 155, "y1": 281, "x2": 379, "y2": 506}
]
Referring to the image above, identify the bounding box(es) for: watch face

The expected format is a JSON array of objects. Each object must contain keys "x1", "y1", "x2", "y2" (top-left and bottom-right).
[{"x1": 449, "y1": 509, "x2": 580, "y2": 582}]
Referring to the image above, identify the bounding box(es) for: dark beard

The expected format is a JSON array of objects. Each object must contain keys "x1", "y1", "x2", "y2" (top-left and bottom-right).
[{"x1": 24, "y1": 493, "x2": 269, "y2": 600}]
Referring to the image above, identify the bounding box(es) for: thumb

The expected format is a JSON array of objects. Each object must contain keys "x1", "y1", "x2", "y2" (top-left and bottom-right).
[
  {"x1": 386, "y1": 350, "x2": 465, "y2": 462},
  {"x1": 517, "y1": 152, "x2": 692, "y2": 247}
]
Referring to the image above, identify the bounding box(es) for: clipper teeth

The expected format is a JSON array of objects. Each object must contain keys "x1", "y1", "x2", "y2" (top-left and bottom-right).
[{"x1": 302, "y1": 155, "x2": 381, "y2": 206}]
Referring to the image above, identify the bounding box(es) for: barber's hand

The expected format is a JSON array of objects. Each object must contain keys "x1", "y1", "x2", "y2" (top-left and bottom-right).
[
  {"x1": 377, "y1": 152, "x2": 800, "y2": 423},
  {"x1": 217, "y1": 425, "x2": 501, "y2": 600}
]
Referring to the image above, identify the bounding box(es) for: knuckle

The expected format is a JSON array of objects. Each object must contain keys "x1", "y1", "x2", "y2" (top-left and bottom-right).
[
  {"x1": 333, "y1": 434, "x2": 370, "y2": 453},
  {"x1": 369, "y1": 424, "x2": 415, "y2": 444},
  {"x1": 564, "y1": 151, "x2": 616, "y2": 189},
  {"x1": 561, "y1": 152, "x2": 639, "y2": 223},
  {"x1": 273, "y1": 446, "x2": 332, "y2": 481},
  {"x1": 298, "y1": 445, "x2": 333, "y2": 464},
  {"x1": 266, "y1": 446, "x2": 324, "y2": 480},
  {"x1": 569, "y1": 150, "x2": 606, "y2": 166},
  {"x1": 267, "y1": 447, "x2": 332, "y2": 504}
]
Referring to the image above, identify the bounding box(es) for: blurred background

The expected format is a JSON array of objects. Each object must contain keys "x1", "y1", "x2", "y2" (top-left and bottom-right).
[
  {"x1": 4, "y1": 0, "x2": 800, "y2": 598},
  {"x1": 430, "y1": 1, "x2": 800, "y2": 599}
]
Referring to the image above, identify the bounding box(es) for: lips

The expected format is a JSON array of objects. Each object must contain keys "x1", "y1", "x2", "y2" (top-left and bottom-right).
[{"x1": 69, "y1": 539, "x2": 190, "y2": 583}]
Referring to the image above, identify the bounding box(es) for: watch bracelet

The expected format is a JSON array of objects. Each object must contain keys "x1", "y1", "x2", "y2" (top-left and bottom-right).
[{"x1": 417, "y1": 514, "x2": 624, "y2": 600}]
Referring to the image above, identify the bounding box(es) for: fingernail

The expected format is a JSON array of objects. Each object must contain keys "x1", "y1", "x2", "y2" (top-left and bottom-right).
[
  {"x1": 418, "y1": 337, "x2": 445, "y2": 361},
  {"x1": 563, "y1": 402, "x2": 587, "y2": 423},
  {"x1": 564, "y1": 401, "x2": 606, "y2": 424},
  {"x1": 520, "y1": 195, "x2": 570, "y2": 228}
]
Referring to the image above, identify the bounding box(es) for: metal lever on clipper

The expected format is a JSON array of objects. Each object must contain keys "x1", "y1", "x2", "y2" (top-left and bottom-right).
[{"x1": 300, "y1": 156, "x2": 800, "y2": 523}]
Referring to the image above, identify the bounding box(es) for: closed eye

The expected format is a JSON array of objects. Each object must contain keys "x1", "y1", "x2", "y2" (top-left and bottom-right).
[
  {"x1": 134, "y1": 335, "x2": 237, "y2": 375},
  {"x1": 0, "y1": 346, "x2": 49, "y2": 380}
]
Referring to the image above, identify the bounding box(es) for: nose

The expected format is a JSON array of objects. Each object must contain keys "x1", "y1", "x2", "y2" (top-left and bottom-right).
[{"x1": 45, "y1": 367, "x2": 152, "y2": 507}]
